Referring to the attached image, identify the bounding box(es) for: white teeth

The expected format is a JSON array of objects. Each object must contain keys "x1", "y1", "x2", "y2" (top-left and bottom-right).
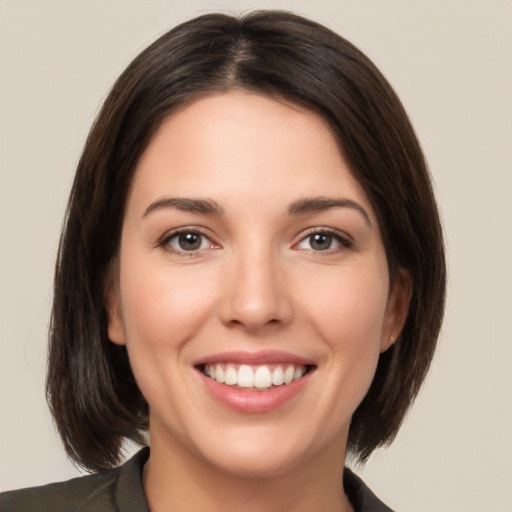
[
  {"x1": 271, "y1": 366, "x2": 284, "y2": 385},
  {"x1": 203, "y1": 363, "x2": 307, "y2": 389},
  {"x1": 283, "y1": 366, "x2": 295, "y2": 384},
  {"x1": 238, "y1": 365, "x2": 254, "y2": 388},
  {"x1": 215, "y1": 364, "x2": 225, "y2": 383},
  {"x1": 254, "y1": 366, "x2": 272, "y2": 388},
  {"x1": 294, "y1": 366, "x2": 305, "y2": 380},
  {"x1": 225, "y1": 366, "x2": 237, "y2": 385}
]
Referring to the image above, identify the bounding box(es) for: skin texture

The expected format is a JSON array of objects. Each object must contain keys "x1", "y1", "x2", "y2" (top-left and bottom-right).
[{"x1": 106, "y1": 91, "x2": 411, "y2": 512}]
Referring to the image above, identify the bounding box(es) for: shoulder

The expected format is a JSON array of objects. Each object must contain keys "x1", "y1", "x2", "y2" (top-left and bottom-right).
[
  {"x1": 0, "y1": 448, "x2": 150, "y2": 512},
  {"x1": 344, "y1": 467, "x2": 396, "y2": 512},
  {"x1": 0, "y1": 470, "x2": 120, "y2": 512}
]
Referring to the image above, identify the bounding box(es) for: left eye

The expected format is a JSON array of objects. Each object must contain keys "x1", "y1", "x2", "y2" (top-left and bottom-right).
[
  {"x1": 296, "y1": 232, "x2": 347, "y2": 251},
  {"x1": 167, "y1": 231, "x2": 213, "y2": 252}
]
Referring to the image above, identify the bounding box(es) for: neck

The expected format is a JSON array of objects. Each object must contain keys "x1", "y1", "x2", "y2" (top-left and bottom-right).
[{"x1": 143, "y1": 425, "x2": 353, "y2": 512}]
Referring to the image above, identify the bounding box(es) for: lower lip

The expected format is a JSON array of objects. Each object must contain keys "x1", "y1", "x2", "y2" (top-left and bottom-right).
[{"x1": 199, "y1": 370, "x2": 312, "y2": 414}]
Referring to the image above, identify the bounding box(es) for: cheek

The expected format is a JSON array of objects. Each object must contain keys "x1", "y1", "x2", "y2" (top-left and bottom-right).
[
  {"x1": 299, "y1": 264, "x2": 390, "y2": 347},
  {"x1": 118, "y1": 257, "x2": 220, "y2": 351},
  {"x1": 296, "y1": 261, "x2": 389, "y2": 406},
  {"x1": 116, "y1": 258, "x2": 222, "y2": 419},
  {"x1": 320, "y1": 271, "x2": 389, "y2": 402}
]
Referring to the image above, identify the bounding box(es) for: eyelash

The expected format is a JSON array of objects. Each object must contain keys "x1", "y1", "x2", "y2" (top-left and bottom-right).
[
  {"x1": 157, "y1": 227, "x2": 216, "y2": 256},
  {"x1": 156, "y1": 227, "x2": 352, "y2": 256},
  {"x1": 294, "y1": 228, "x2": 352, "y2": 253}
]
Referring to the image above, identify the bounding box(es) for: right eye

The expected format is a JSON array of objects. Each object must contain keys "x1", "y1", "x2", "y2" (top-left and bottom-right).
[{"x1": 163, "y1": 230, "x2": 215, "y2": 253}]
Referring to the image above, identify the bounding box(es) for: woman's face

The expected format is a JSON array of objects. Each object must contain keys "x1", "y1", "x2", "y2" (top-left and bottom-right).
[{"x1": 107, "y1": 91, "x2": 409, "y2": 477}]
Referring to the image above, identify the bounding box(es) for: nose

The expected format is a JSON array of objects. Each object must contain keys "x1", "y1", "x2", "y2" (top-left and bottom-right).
[{"x1": 219, "y1": 247, "x2": 293, "y2": 333}]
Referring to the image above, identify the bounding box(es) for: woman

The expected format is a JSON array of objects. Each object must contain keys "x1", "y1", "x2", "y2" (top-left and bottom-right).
[{"x1": 0, "y1": 10, "x2": 445, "y2": 512}]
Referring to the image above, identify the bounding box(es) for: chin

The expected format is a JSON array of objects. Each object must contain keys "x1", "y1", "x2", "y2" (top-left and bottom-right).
[
  {"x1": 206, "y1": 447, "x2": 304, "y2": 479},
  {"x1": 193, "y1": 424, "x2": 330, "y2": 479}
]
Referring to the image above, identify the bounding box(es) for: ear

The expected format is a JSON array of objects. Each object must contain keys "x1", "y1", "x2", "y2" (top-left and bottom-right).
[
  {"x1": 380, "y1": 268, "x2": 413, "y2": 353},
  {"x1": 105, "y1": 273, "x2": 126, "y2": 346}
]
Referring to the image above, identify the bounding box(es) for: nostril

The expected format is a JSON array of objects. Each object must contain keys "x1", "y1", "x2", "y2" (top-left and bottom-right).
[{"x1": 225, "y1": 317, "x2": 282, "y2": 332}]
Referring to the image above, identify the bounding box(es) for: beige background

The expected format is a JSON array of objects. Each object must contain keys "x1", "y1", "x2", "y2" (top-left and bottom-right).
[{"x1": 1, "y1": 0, "x2": 511, "y2": 510}]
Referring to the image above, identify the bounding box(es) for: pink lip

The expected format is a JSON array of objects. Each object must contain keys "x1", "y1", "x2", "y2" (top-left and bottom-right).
[
  {"x1": 195, "y1": 350, "x2": 314, "y2": 366},
  {"x1": 199, "y1": 371, "x2": 313, "y2": 414},
  {"x1": 194, "y1": 351, "x2": 316, "y2": 414}
]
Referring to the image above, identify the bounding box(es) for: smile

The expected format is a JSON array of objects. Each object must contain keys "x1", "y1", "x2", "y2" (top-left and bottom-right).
[
  {"x1": 195, "y1": 351, "x2": 316, "y2": 413},
  {"x1": 202, "y1": 363, "x2": 307, "y2": 390}
]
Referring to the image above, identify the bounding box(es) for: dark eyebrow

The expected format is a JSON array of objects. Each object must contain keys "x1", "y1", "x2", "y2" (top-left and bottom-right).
[
  {"x1": 288, "y1": 196, "x2": 372, "y2": 227},
  {"x1": 143, "y1": 197, "x2": 223, "y2": 217}
]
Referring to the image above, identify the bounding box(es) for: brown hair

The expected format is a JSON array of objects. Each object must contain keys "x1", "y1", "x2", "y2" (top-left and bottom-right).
[{"x1": 47, "y1": 10, "x2": 446, "y2": 472}]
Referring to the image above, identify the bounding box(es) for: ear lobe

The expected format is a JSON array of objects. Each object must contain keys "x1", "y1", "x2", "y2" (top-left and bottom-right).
[
  {"x1": 380, "y1": 268, "x2": 413, "y2": 353},
  {"x1": 105, "y1": 281, "x2": 126, "y2": 346}
]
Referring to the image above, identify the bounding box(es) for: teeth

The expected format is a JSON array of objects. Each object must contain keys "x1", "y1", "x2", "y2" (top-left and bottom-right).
[
  {"x1": 254, "y1": 366, "x2": 272, "y2": 388},
  {"x1": 238, "y1": 365, "x2": 254, "y2": 388},
  {"x1": 225, "y1": 366, "x2": 237, "y2": 385},
  {"x1": 284, "y1": 366, "x2": 295, "y2": 384},
  {"x1": 294, "y1": 366, "x2": 305, "y2": 380},
  {"x1": 272, "y1": 366, "x2": 284, "y2": 385},
  {"x1": 215, "y1": 364, "x2": 225, "y2": 383},
  {"x1": 203, "y1": 363, "x2": 307, "y2": 390}
]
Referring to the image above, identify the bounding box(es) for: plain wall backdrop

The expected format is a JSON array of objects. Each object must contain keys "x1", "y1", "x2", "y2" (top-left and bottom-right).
[{"x1": 1, "y1": 1, "x2": 511, "y2": 511}]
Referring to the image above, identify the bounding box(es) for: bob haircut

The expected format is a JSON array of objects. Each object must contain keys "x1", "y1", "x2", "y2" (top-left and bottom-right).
[{"x1": 47, "y1": 10, "x2": 446, "y2": 472}]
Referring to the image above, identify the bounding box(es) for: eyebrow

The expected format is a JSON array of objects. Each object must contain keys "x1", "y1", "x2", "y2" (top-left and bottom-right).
[
  {"x1": 288, "y1": 197, "x2": 372, "y2": 226},
  {"x1": 143, "y1": 195, "x2": 371, "y2": 226},
  {"x1": 143, "y1": 197, "x2": 223, "y2": 217}
]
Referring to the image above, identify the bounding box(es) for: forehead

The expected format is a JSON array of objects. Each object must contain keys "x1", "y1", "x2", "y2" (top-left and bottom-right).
[{"x1": 127, "y1": 91, "x2": 375, "y2": 220}]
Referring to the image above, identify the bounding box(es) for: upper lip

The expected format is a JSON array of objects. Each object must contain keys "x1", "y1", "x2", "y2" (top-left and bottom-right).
[{"x1": 194, "y1": 350, "x2": 316, "y2": 367}]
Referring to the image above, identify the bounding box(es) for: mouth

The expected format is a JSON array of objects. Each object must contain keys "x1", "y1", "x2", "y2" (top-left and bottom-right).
[
  {"x1": 194, "y1": 351, "x2": 316, "y2": 413},
  {"x1": 198, "y1": 363, "x2": 315, "y2": 391}
]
